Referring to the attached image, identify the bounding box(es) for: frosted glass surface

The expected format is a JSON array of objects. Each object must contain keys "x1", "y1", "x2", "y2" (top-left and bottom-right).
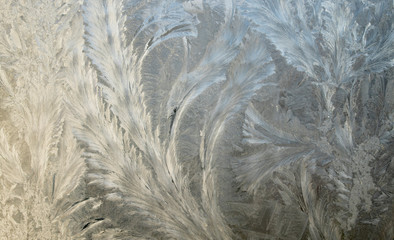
[{"x1": 0, "y1": 0, "x2": 393, "y2": 239}]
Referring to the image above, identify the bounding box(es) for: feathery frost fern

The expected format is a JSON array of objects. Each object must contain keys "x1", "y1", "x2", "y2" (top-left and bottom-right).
[{"x1": 0, "y1": 0, "x2": 393, "y2": 239}]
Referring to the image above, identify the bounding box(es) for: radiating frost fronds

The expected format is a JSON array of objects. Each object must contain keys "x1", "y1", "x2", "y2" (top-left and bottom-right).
[
  {"x1": 200, "y1": 34, "x2": 275, "y2": 170},
  {"x1": 123, "y1": 0, "x2": 200, "y2": 133},
  {"x1": 167, "y1": 15, "x2": 249, "y2": 138},
  {"x1": 241, "y1": 0, "x2": 394, "y2": 85},
  {"x1": 241, "y1": 0, "x2": 325, "y2": 81},
  {"x1": 81, "y1": 1, "x2": 233, "y2": 238},
  {"x1": 1, "y1": 0, "x2": 392, "y2": 239},
  {"x1": 23, "y1": 82, "x2": 65, "y2": 188},
  {"x1": 0, "y1": 0, "x2": 84, "y2": 238},
  {"x1": 234, "y1": 103, "x2": 311, "y2": 195},
  {"x1": 198, "y1": 32, "x2": 275, "y2": 236}
]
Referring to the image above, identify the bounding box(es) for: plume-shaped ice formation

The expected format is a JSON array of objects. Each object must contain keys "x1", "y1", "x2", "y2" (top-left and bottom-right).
[{"x1": 0, "y1": 0, "x2": 393, "y2": 239}]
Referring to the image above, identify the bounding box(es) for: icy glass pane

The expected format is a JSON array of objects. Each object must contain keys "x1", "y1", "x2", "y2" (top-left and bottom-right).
[{"x1": 0, "y1": 0, "x2": 393, "y2": 239}]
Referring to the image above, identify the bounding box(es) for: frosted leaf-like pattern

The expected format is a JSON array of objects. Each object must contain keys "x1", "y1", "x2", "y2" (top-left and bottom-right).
[{"x1": 0, "y1": 0, "x2": 393, "y2": 239}]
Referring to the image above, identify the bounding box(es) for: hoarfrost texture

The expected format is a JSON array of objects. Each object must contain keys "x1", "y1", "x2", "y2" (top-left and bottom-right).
[{"x1": 0, "y1": 0, "x2": 393, "y2": 239}]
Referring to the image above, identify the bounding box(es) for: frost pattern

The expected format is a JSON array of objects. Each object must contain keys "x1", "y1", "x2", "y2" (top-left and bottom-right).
[{"x1": 0, "y1": 0, "x2": 393, "y2": 239}]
